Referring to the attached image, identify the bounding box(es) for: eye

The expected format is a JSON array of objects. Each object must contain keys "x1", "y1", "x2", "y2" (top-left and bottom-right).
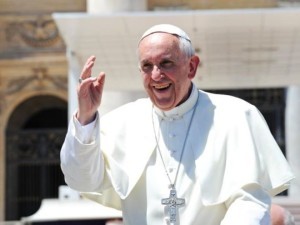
[
  {"x1": 140, "y1": 62, "x2": 153, "y2": 73},
  {"x1": 160, "y1": 60, "x2": 174, "y2": 69}
]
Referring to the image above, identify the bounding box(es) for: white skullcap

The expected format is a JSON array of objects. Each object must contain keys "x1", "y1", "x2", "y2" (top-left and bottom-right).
[{"x1": 139, "y1": 24, "x2": 191, "y2": 43}]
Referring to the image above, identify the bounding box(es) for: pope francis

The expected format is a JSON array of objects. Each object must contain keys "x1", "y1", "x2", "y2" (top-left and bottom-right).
[{"x1": 60, "y1": 24, "x2": 295, "y2": 225}]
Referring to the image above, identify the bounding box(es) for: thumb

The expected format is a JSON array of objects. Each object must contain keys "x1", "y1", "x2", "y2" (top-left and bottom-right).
[
  {"x1": 97, "y1": 72, "x2": 105, "y2": 86},
  {"x1": 96, "y1": 72, "x2": 105, "y2": 91}
]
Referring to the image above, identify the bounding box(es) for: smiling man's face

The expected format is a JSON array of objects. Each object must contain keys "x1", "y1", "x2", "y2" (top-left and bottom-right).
[{"x1": 138, "y1": 32, "x2": 197, "y2": 111}]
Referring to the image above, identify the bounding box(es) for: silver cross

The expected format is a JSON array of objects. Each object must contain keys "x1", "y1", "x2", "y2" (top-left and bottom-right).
[{"x1": 161, "y1": 188, "x2": 185, "y2": 223}]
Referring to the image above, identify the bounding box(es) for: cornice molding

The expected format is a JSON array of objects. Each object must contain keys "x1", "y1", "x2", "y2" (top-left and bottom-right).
[{"x1": 6, "y1": 16, "x2": 60, "y2": 48}]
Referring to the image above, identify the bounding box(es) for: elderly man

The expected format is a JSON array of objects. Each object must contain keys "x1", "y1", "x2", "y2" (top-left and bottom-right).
[{"x1": 61, "y1": 24, "x2": 294, "y2": 225}]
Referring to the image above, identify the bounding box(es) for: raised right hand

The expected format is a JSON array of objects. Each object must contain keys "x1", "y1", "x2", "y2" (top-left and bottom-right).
[{"x1": 76, "y1": 55, "x2": 105, "y2": 125}]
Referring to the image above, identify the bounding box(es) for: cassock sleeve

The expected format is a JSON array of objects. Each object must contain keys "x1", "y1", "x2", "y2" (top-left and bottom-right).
[
  {"x1": 60, "y1": 112, "x2": 105, "y2": 192},
  {"x1": 73, "y1": 112, "x2": 98, "y2": 144},
  {"x1": 60, "y1": 111, "x2": 123, "y2": 210},
  {"x1": 221, "y1": 183, "x2": 271, "y2": 225}
]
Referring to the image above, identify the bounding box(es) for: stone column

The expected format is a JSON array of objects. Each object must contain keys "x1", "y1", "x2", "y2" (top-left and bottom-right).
[
  {"x1": 87, "y1": 0, "x2": 147, "y2": 13},
  {"x1": 84, "y1": 0, "x2": 147, "y2": 115},
  {"x1": 66, "y1": 50, "x2": 82, "y2": 119},
  {"x1": 285, "y1": 86, "x2": 300, "y2": 197}
]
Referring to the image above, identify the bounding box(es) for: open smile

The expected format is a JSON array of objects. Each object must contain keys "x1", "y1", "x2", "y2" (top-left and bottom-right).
[{"x1": 153, "y1": 83, "x2": 171, "y2": 91}]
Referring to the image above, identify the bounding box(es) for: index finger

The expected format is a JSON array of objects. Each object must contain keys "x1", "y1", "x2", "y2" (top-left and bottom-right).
[{"x1": 80, "y1": 55, "x2": 96, "y2": 80}]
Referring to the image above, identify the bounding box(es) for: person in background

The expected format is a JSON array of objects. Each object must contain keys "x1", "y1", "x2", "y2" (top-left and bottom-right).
[
  {"x1": 60, "y1": 24, "x2": 294, "y2": 225},
  {"x1": 271, "y1": 204, "x2": 295, "y2": 225}
]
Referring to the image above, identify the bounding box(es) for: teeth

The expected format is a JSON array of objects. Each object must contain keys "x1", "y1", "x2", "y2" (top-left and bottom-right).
[{"x1": 154, "y1": 84, "x2": 169, "y2": 89}]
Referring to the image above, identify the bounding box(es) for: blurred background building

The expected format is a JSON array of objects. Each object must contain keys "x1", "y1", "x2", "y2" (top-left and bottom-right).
[{"x1": 0, "y1": 0, "x2": 300, "y2": 224}]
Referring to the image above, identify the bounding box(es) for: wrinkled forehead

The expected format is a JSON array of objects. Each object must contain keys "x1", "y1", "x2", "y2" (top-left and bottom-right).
[
  {"x1": 139, "y1": 24, "x2": 191, "y2": 44},
  {"x1": 138, "y1": 33, "x2": 182, "y2": 61}
]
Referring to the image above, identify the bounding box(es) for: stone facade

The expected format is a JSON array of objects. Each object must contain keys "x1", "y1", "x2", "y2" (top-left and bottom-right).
[{"x1": 0, "y1": 0, "x2": 86, "y2": 221}]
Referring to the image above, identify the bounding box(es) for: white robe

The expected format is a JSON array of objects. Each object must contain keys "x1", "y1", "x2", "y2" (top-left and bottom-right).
[{"x1": 61, "y1": 84, "x2": 294, "y2": 225}]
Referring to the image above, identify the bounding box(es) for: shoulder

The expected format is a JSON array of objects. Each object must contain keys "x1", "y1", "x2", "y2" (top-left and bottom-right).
[
  {"x1": 196, "y1": 90, "x2": 263, "y2": 128},
  {"x1": 198, "y1": 90, "x2": 257, "y2": 114}
]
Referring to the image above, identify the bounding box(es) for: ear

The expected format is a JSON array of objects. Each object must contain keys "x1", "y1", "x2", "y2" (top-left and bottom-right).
[{"x1": 188, "y1": 55, "x2": 200, "y2": 79}]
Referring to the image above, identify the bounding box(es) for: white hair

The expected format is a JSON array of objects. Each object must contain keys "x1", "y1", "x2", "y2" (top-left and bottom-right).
[{"x1": 178, "y1": 35, "x2": 195, "y2": 58}]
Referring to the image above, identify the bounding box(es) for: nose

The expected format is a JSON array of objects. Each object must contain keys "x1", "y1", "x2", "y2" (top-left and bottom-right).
[{"x1": 151, "y1": 65, "x2": 163, "y2": 81}]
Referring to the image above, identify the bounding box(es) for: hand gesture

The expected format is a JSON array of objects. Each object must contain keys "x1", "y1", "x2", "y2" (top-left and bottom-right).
[{"x1": 76, "y1": 56, "x2": 105, "y2": 125}]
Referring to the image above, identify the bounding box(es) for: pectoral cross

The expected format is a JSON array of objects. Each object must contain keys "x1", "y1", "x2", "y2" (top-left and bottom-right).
[{"x1": 161, "y1": 187, "x2": 185, "y2": 224}]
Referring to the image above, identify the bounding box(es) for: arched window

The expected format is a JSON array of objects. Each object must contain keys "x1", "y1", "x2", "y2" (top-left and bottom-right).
[{"x1": 5, "y1": 95, "x2": 68, "y2": 220}]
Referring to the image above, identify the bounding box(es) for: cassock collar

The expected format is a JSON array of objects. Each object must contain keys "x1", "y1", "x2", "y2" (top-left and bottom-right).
[{"x1": 153, "y1": 83, "x2": 198, "y2": 120}]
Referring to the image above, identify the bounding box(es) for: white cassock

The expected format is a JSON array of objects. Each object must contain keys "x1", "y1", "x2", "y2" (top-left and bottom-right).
[{"x1": 61, "y1": 83, "x2": 294, "y2": 225}]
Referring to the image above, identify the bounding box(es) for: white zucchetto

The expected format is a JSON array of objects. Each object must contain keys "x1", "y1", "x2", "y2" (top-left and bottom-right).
[{"x1": 139, "y1": 24, "x2": 191, "y2": 43}]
